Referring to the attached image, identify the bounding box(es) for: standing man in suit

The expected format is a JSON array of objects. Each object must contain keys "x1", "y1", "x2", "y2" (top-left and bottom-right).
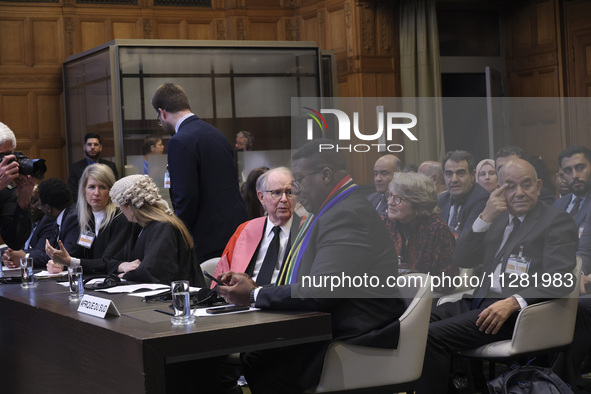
[
  {"x1": 68, "y1": 133, "x2": 118, "y2": 200},
  {"x1": 438, "y1": 150, "x2": 489, "y2": 239},
  {"x1": 3, "y1": 178, "x2": 82, "y2": 268},
  {"x1": 417, "y1": 158, "x2": 578, "y2": 394},
  {"x1": 151, "y1": 83, "x2": 248, "y2": 263},
  {"x1": 367, "y1": 154, "x2": 402, "y2": 216},
  {"x1": 213, "y1": 167, "x2": 298, "y2": 285},
  {"x1": 217, "y1": 139, "x2": 405, "y2": 393},
  {"x1": 553, "y1": 146, "x2": 591, "y2": 235}
]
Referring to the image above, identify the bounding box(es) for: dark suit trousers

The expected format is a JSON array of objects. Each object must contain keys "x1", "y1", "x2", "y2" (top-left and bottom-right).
[
  {"x1": 416, "y1": 298, "x2": 518, "y2": 394},
  {"x1": 242, "y1": 341, "x2": 327, "y2": 394},
  {"x1": 554, "y1": 295, "x2": 591, "y2": 391}
]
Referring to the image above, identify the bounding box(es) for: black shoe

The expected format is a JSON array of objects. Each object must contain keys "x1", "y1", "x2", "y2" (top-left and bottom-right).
[{"x1": 449, "y1": 374, "x2": 471, "y2": 394}]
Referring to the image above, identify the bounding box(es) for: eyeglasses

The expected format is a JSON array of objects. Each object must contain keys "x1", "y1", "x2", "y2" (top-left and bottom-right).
[
  {"x1": 291, "y1": 168, "x2": 324, "y2": 191},
  {"x1": 265, "y1": 189, "x2": 293, "y2": 200},
  {"x1": 387, "y1": 194, "x2": 406, "y2": 205},
  {"x1": 156, "y1": 110, "x2": 162, "y2": 126}
]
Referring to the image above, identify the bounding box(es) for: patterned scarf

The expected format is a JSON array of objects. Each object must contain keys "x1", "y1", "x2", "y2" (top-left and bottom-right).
[{"x1": 276, "y1": 175, "x2": 358, "y2": 285}]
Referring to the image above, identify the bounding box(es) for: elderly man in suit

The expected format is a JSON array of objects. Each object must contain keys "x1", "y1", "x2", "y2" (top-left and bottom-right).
[
  {"x1": 438, "y1": 150, "x2": 489, "y2": 239},
  {"x1": 68, "y1": 133, "x2": 118, "y2": 200},
  {"x1": 417, "y1": 158, "x2": 578, "y2": 394},
  {"x1": 553, "y1": 146, "x2": 591, "y2": 235},
  {"x1": 151, "y1": 82, "x2": 248, "y2": 263},
  {"x1": 217, "y1": 139, "x2": 405, "y2": 393},
  {"x1": 213, "y1": 167, "x2": 298, "y2": 286},
  {"x1": 367, "y1": 154, "x2": 402, "y2": 216}
]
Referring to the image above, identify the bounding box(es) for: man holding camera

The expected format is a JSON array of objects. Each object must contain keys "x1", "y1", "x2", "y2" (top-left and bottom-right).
[{"x1": 0, "y1": 122, "x2": 36, "y2": 257}]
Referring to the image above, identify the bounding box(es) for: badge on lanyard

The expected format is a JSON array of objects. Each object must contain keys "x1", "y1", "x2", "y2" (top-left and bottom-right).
[
  {"x1": 505, "y1": 245, "x2": 530, "y2": 276},
  {"x1": 164, "y1": 171, "x2": 171, "y2": 189},
  {"x1": 77, "y1": 231, "x2": 95, "y2": 249}
]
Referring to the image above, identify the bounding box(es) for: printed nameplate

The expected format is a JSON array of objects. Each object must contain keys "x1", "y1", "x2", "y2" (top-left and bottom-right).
[{"x1": 78, "y1": 294, "x2": 121, "y2": 318}]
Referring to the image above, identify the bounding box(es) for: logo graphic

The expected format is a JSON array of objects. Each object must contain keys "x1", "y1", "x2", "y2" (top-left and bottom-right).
[
  {"x1": 303, "y1": 107, "x2": 329, "y2": 138},
  {"x1": 303, "y1": 106, "x2": 418, "y2": 153}
]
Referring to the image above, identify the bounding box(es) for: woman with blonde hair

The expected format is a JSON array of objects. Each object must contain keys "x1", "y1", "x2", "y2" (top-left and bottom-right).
[
  {"x1": 46, "y1": 164, "x2": 131, "y2": 274},
  {"x1": 107, "y1": 174, "x2": 204, "y2": 286},
  {"x1": 385, "y1": 172, "x2": 457, "y2": 284}
]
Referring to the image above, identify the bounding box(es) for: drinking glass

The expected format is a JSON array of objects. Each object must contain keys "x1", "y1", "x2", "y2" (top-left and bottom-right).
[{"x1": 171, "y1": 280, "x2": 195, "y2": 325}]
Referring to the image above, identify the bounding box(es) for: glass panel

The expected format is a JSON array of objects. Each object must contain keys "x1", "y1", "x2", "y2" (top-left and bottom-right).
[
  {"x1": 234, "y1": 77, "x2": 297, "y2": 118},
  {"x1": 64, "y1": 42, "x2": 328, "y2": 200},
  {"x1": 64, "y1": 49, "x2": 115, "y2": 166}
]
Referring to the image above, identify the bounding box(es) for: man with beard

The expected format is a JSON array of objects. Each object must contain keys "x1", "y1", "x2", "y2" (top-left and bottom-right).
[
  {"x1": 68, "y1": 133, "x2": 118, "y2": 200},
  {"x1": 553, "y1": 146, "x2": 591, "y2": 234},
  {"x1": 151, "y1": 82, "x2": 247, "y2": 263}
]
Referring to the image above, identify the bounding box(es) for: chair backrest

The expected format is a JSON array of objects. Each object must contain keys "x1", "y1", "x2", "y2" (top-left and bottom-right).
[
  {"x1": 308, "y1": 274, "x2": 433, "y2": 392},
  {"x1": 509, "y1": 256, "x2": 582, "y2": 354},
  {"x1": 200, "y1": 257, "x2": 220, "y2": 288}
]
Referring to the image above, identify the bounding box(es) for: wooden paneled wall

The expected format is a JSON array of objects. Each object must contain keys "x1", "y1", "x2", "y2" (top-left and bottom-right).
[
  {"x1": 4, "y1": 0, "x2": 591, "y2": 184},
  {"x1": 0, "y1": 0, "x2": 399, "y2": 183},
  {"x1": 505, "y1": 0, "x2": 565, "y2": 174}
]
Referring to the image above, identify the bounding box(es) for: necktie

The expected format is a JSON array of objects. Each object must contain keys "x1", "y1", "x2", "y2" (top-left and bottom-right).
[
  {"x1": 256, "y1": 226, "x2": 281, "y2": 285},
  {"x1": 449, "y1": 201, "x2": 461, "y2": 231},
  {"x1": 570, "y1": 196, "x2": 582, "y2": 217},
  {"x1": 50, "y1": 223, "x2": 60, "y2": 248},
  {"x1": 375, "y1": 194, "x2": 388, "y2": 215},
  {"x1": 473, "y1": 217, "x2": 521, "y2": 309},
  {"x1": 493, "y1": 217, "x2": 521, "y2": 263}
]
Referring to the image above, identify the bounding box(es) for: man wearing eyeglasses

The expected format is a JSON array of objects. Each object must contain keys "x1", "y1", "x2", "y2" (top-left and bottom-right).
[
  {"x1": 212, "y1": 167, "x2": 298, "y2": 287},
  {"x1": 217, "y1": 139, "x2": 404, "y2": 393},
  {"x1": 151, "y1": 82, "x2": 247, "y2": 263}
]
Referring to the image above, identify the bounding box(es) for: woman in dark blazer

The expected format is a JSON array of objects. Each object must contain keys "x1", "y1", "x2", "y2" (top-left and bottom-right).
[
  {"x1": 46, "y1": 164, "x2": 131, "y2": 274},
  {"x1": 107, "y1": 174, "x2": 204, "y2": 286}
]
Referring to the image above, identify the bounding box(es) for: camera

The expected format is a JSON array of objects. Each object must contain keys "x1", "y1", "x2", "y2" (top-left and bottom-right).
[{"x1": 0, "y1": 152, "x2": 47, "y2": 180}]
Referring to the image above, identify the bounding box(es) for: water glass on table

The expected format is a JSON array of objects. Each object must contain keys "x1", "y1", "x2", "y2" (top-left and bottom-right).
[
  {"x1": 68, "y1": 265, "x2": 84, "y2": 301},
  {"x1": 20, "y1": 256, "x2": 36, "y2": 288},
  {"x1": 171, "y1": 280, "x2": 195, "y2": 325}
]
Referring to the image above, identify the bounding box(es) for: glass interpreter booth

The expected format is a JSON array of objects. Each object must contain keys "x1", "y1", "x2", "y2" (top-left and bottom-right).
[{"x1": 62, "y1": 39, "x2": 336, "y2": 199}]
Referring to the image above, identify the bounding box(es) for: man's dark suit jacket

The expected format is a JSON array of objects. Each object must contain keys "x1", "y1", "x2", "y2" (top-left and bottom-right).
[
  {"x1": 167, "y1": 115, "x2": 247, "y2": 262},
  {"x1": 574, "y1": 202, "x2": 591, "y2": 274},
  {"x1": 78, "y1": 211, "x2": 132, "y2": 274},
  {"x1": 108, "y1": 221, "x2": 205, "y2": 287},
  {"x1": 367, "y1": 191, "x2": 388, "y2": 216},
  {"x1": 0, "y1": 186, "x2": 31, "y2": 249},
  {"x1": 25, "y1": 214, "x2": 55, "y2": 252},
  {"x1": 553, "y1": 189, "x2": 591, "y2": 229},
  {"x1": 438, "y1": 182, "x2": 489, "y2": 238},
  {"x1": 30, "y1": 205, "x2": 83, "y2": 268},
  {"x1": 454, "y1": 201, "x2": 578, "y2": 304},
  {"x1": 253, "y1": 190, "x2": 406, "y2": 389},
  {"x1": 68, "y1": 158, "x2": 118, "y2": 200}
]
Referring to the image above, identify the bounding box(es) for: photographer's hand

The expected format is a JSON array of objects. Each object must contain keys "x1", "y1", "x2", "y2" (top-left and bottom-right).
[
  {"x1": 13, "y1": 175, "x2": 35, "y2": 211},
  {"x1": 0, "y1": 155, "x2": 19, "y2": 190}
]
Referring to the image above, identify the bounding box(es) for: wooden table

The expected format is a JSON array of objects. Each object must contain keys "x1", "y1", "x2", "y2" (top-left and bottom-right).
[{"x1": 0, "y1": 280, "x2": 332, "y2": 393}]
